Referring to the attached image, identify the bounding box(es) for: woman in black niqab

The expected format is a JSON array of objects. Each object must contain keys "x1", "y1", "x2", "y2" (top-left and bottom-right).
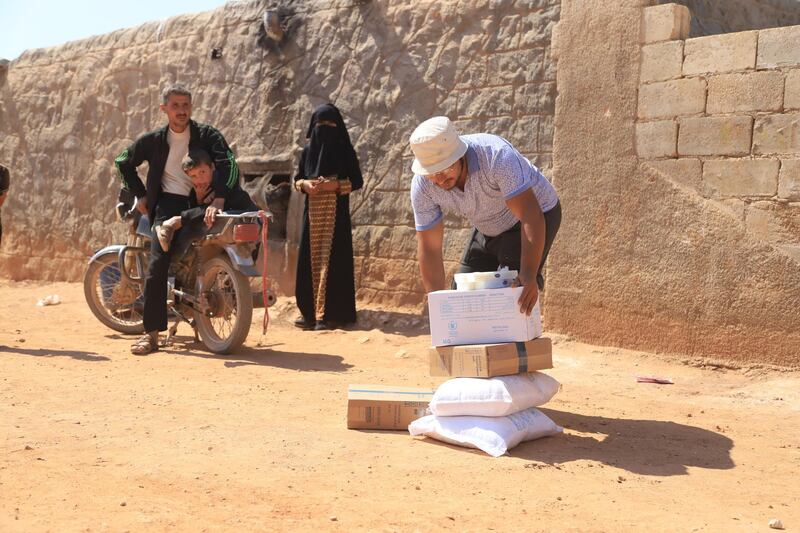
[{"x1": 293, "y1": 103, "x2": 363, "y2": 330}]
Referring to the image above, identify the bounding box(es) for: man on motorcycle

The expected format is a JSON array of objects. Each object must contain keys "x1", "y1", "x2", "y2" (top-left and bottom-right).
[{"x1": 114, "y1": 83, "x2": 242, "y2": 355}]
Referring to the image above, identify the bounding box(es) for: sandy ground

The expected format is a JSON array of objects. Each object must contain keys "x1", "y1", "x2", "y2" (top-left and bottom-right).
[{"x1": 1, "y1": 279, "x2": 798, "y2": 532}]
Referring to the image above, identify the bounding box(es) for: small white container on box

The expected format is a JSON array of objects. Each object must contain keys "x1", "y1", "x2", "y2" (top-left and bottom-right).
[
  {"x1": 427, "y1": 286, "x2": 542, "y2": 346},
  {"x1": 453, "y1": 268, "x2": 517, "y2": 290}
]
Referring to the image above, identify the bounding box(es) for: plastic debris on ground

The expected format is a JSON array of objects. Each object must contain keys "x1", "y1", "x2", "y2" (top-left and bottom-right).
[
  {"x1": 36, "y1": 295, "x2": 61, "y2": 307},
  {"x1": 636, "y1": 375, "x2": 674, "y2": 385}
]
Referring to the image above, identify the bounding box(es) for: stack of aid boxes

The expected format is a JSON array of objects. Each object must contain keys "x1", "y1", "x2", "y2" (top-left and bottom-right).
[
  {"x1": 428, "y1": 269, "x2": 553, "y2": 375},
  {"x1": 345, "y1": 270, "x2": 553, "y2": 433},
  {"x1": 406, "y1": 270, "x2": 561, "y2": 456}
]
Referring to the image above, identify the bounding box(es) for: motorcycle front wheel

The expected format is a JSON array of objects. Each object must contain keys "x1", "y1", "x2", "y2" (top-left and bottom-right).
[
  {"x1": 83, "y1": 250, "x2": 146, "y2": 334},
  {"x1": 194, "y1": 256, "x2": 253, "y2": 354}
]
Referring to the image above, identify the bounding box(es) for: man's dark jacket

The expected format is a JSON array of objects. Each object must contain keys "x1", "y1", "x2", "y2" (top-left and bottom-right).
[{"x1": 114, "y1": 119, "x2": 240, "y2": 222}]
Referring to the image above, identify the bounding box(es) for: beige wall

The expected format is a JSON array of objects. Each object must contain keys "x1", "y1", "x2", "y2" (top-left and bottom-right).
[
  {"x1": 664, "y1": 0, "x2": 800, "y2": 37},
  {"x1": 637, "y1": 4, "x2": 800, "y2": 264},
  {"x1": 0, "y1": 0, "x2": 559, "y2": 309},
  {"x1": 546, "y1": 0, "x2": 800, "y2": 366}
]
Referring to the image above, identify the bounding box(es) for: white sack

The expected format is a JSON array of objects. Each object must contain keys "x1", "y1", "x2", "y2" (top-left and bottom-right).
[
  {"x1": 429, "y1": 372, "x2": 560, "y2": 417},
  {"x1": 408, "y1": 408, "x2": 562, "y2": 457}
]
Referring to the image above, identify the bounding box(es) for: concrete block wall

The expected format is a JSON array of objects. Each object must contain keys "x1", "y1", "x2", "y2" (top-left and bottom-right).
[
  {"x1": 550, "y1": 0, "x2": 800, "y2": 367},
  {"x1": 637, "y1": 3, "x2": 800, "y2": 262},
  {"x1": 662, "y1": 0, "x2": 800, "y2": 38}
]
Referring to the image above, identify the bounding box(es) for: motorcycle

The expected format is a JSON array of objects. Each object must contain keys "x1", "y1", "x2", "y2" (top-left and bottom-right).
[{"x1": 83, "y1": 192, "x2": 275, "y2": 354}]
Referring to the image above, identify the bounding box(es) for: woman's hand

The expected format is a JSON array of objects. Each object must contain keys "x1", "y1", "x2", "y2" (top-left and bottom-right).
[
  {"x1": 316, "y1": 177, "x2": 340, "y2": 192},
  {"x1": 301, "y1": 179, "x2": 320, "y2": 195},
  {"x1": 302, "y1": 178, "x2": 339, "y2": 195}
]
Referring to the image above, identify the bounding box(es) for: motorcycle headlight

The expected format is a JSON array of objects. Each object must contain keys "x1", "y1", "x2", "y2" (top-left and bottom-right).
[{"x1": 233, "y1": 223, "x2": 260, "y2": 243}]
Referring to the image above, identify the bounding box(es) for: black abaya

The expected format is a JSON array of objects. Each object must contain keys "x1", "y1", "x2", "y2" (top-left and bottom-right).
[{"x1": 294, "y1": 104, "x2": 363, "y2": 325}]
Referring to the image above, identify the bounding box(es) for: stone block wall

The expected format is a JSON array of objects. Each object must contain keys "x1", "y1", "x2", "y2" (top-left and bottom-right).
[
  {"x1": 548, "y1": 0, "x2": 800, "y2": 367},
  {"x1": 0, "y1": 0, "x2": 560, "y2": 309},
  {"x1": 662, "y1": 0, "x2": 800, "y2": 37},
  {"x1": 637, "y1": 3, "x2": 800, "y2": 263}
]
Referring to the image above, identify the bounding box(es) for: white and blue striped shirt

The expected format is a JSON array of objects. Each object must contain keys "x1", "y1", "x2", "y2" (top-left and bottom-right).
[{"x1": 410, "y1": 133, "x2": 558, "y2": 237}]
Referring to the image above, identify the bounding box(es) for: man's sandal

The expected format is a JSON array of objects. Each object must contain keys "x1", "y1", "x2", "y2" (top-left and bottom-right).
[
  {"x1": 156, "y1": 222, "x2": 177, "y2": 252},
  {"x1": 131, "y1": 334, "x2": 159, "y2": 356}
]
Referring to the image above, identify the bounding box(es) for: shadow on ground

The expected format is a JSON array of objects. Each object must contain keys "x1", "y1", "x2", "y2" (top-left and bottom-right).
[
  {"x1": 0, "y1": 345, "x2": 110, "y2": 362},
  {"x1": 157, "y1": 336, "x2": 353, "y2": 372},
  {"x1": 508, "y1": 408, "x2": 735, "y2": 476},
  {"x1": 349, "y1": 308, "x2": 428, "y2": 337},
  {"x1": 184, "y1": 297, "x2": 431, "y2": 338}
]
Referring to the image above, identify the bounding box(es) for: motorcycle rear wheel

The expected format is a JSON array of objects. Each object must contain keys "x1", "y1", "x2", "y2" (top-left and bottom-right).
[
  {"x1": 194, "y1": 256, "x2": 253, "y2": 354},
  {"x1": 83, "y1": 250, "x2": 145, "y2": 334}
]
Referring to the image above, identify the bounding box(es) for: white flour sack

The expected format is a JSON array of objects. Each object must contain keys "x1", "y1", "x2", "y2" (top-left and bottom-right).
[
  {"x1": 408, "y1": 408, "x2": 562, "y2": 457},
  {"x1": 428, "y1": 372, "x2": 561, "y2": 417}
]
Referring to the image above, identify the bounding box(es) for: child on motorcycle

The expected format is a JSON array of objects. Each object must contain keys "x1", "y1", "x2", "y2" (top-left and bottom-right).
[{"x1": 156, "y1": 149, "x2": 259, "y2": 252}]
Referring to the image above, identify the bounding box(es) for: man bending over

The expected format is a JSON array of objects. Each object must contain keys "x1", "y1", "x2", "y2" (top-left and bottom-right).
[{"x1": 409, "y1": 116, "x2": 561, "y2": 315}]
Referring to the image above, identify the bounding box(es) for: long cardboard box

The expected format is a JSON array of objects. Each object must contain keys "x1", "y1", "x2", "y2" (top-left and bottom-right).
[
  {"x1": 430, "y1": 337, "x2": 553, "y2": 377},
  {"x1": 347, "y1": 385, "x2": 434, "y2": 430},
  {"x1": 427, "y1": 286, "x2": 542, "y2": 346}
]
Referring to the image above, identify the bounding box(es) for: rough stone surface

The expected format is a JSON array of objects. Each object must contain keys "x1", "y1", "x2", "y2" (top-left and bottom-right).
[
  {"x1": 706, "y1": 71, "x2": 784, "y2": 114},
  {"x1": 554, "y1": 0, "x2": 800, "y2": 366},
  {"x1": 702, "y1": 159, "x2": 779, "y2": 197},
  {"x1": 638, "y1": 78, "x2": 706, "y2": 119},
  {"x1": 645, "y1": 158, "x2": 702, "y2": 191},
  {"x1": 678, "y1": 116, "x2": 753, "y2": 156},
  {"x1": 0, "y1": 0, "x2": 560, "y2": 311},
  {"x1": 636, "y1": 120, "x2": 677, "y2": 158},
  {"x1": 786, "y1": 69, "x2": 800, "y2": 110},
  {"x1": 713, "y1": 198, "x2": 747, "y2": 224},
  {"x1": 745, "y1": 201, "x2": 800, "y2": 245},
  {"x1": 642, "y1": 4, "x2": 691, "y2": 43},
  {"x1": 683, "y1": 31, "x2": 758, "y2": 75},
  {"x1": 753, "y1": 114, "x2": 800, "y2": 155},
  {"x1": 665, "y1": 0, "x2": 800, "y2": 37},
  {"x1": 758, "y1": 25, "x2": 800, "y2": 68},
  {"x1": 640, "y1": 41, "x2": 684, "y2": 83},
  {"x1": 778, "y1": 159, "x2": 800, "y2": 200}
]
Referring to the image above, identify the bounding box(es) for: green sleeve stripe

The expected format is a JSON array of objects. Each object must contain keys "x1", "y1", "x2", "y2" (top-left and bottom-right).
[
  {"x1": 114, "y1": 149, "x2": 130, "y2": 188},
  {"x1": 226, "y1": 150, "x2": 238, "y2": 188}
]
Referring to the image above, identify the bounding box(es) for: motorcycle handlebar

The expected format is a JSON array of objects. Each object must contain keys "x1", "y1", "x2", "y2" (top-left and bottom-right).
[
  {"x1": 116, "y1": 195, "x2": 273, "y2": 222},
  {"x1": 216, "y1": 211, "x2": 273, "y2": 220}
]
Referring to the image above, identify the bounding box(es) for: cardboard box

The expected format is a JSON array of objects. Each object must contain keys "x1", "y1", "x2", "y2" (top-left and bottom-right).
[
  {"x1": 430, "y1": 337, "x2": 553, "y2": 377},
  {"x1": 427, "y1": 286, "x2": 542, "y2": 346},
  {"x1": 347, "y1": 385, "x2": 434, "y2": 430}
]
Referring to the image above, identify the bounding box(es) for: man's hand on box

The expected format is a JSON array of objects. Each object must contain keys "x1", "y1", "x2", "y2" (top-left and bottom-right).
[{"x1": 515, "y1": 273, "x2": 539, "y2": 315}]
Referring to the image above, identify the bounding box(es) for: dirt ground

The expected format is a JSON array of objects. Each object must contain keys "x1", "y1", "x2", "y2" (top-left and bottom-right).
[{"x1": 1, "y1": 279, "x2": 798, "y2": 532}]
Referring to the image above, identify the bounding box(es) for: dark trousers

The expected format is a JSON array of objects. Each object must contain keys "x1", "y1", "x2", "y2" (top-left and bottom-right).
[
  {"x1": 143, "y1": 193, "x2": 189, "y2": 332},
  {"x1": 172, "y1": 189, "x2": 259, "y2": 257},
  {"x1": 456, "y1": 201, "x2": 562, "y2": 290}
]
